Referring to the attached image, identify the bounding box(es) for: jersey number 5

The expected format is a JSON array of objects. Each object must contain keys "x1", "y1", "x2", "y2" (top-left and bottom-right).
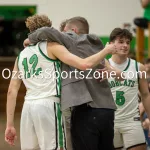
[{"x1": 116, "y1": 91, "x2": 125, "y2": 106}]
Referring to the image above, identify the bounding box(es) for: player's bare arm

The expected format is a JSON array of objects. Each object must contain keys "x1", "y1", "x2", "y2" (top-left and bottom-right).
[
  {"x1": 48, "y1": 42, "x2": 117, "y2": 71},
  {"x1": 5, "y1": 58, "x2": 22, "y2": 146}
]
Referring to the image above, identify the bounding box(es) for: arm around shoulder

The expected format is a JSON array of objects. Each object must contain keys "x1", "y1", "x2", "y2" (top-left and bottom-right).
[
  {"x1": 28, "y1": 27, "x2": 73, "y2": 47},
  {"x1": 48, "y1": 42, "x2": 115, "y2": 71}
]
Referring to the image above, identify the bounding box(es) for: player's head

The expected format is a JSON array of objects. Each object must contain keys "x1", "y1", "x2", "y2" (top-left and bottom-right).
[
  {"x1": 64, "y1": 16, "x2": 89, "y2": 34},
  {"x1": 109, "y1": 28, "x2": 133, "y2": 55},
  {"x1": 59, "y1": 19, "x2": 68, "y2": 32},
  {"x1": 25, "y1": 14, "x2": 52, "y2": 32},
  {"x1": 109, "y1": 28, "x2": 132, "y2": 43}
]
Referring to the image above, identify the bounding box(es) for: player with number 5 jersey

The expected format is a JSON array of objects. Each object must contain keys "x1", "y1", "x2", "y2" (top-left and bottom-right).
[
  {"x1": 108, "y1": 58, "x2": 140, "y2": 121},
  {"x1": 107, "y1": 28, "x2": 150, "y2": 150}
]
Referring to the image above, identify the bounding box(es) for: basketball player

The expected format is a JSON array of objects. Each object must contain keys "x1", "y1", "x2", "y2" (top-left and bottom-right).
[{"x1": 108, "y1": 28, "x2": 150, "y2": 150}]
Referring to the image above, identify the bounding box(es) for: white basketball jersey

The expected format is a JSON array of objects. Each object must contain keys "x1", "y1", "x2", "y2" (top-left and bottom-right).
[
  {"x1": 18, "y1": 41, "x2": 61, "y2": 100},
  {"x1": 108, "y1": 58, "x2": 140, "y2": 121}
]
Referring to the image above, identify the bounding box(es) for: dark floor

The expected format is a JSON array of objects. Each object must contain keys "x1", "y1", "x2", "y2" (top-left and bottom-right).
[{"x1": 0, "y1": 112, "x2": 21, "y2": 150}]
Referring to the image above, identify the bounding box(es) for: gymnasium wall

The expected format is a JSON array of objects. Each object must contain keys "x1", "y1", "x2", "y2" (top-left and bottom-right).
[{"x1": 0, "y1": 0, "x2": 143, "y2": 35}]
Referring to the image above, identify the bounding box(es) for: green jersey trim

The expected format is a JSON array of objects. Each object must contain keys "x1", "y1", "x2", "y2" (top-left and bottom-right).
[
  {"x1": 135, "y1": 60, "x2": 138, "y2": 72},
  {"x1": 124, "y1": 58, "x2": 131, "y2": 71},
  {"x1": 135, "y1": 60, "x2": 139, "y2": 83},
  {"x1": 37, "y1": 42, "x2": 61, "y2": 97},
  {"x1": 54, "y1": 103, "x2": 66, "y2": 149},
  {"x1": 38, "y1": 42, "x2": 58, "y2": 62},
  {"x1": 54, "y1": 61, "x2": 61, "y2": 97}
]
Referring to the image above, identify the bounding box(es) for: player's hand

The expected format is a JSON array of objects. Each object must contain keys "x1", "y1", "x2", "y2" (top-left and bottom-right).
[
  {"x1": 142, "y1": 118, "x2": 150, "y2": 130},
  {"x1": 23, "y1": 38, "x2": 31, "y2": 47},
  {"x1": 105, "y1": 42, "x2": 117, "y2": 55},
  {"x1": 5, "y1": 126, "x2": 17, "y2": 146},
  {"x1": 105, "y1": 42, "x2": 126, "y2": 55},
  {"x1": 96, "y1": 65, "x2": 112, "y2": 82}
]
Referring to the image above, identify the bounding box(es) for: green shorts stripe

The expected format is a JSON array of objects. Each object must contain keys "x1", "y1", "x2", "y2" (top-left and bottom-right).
[{"x1": 55, "y1": 103, "x2": 66, "y2": 149}]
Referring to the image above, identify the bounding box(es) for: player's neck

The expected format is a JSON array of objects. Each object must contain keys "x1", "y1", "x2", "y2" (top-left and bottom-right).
[{"x1": 111, "y1": 55, "x2": 128, "y2": 64}]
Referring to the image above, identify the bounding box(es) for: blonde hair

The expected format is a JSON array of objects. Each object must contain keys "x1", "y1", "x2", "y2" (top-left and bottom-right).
[
  {"x1": 59, "y1": 19, "x2": 68, "y2": 31},
  {"x1": 25, "y1": 14, "x2": 52, "y2": 32}
]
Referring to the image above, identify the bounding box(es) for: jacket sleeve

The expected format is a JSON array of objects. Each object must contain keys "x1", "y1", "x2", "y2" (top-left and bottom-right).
[
  {"x1": 87, "y1": 34, "x2": 104, "y2": 51},
  {"x1": 28, "y1": 27, "x2": 73, "y2": 48}
]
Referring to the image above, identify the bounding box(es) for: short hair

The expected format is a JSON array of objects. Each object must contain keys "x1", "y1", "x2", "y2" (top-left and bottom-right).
[
  {"x1": 109, "y1": 28, "x2": 133, "y2": 42},
  {"x1": 59, "y1": 19, "x2": 68, "y2": 31},
  {"x1": 25, "y1": 14, "x2": 52, "y2": 32},
  {"x1": 66, "y1": 16, "x2": 89, "y2": 34}
]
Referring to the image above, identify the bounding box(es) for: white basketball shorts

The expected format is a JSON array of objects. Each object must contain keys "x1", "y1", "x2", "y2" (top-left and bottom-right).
[
  {"x1": 114, "y1": 117, "x2": 146, "y2": 149},
  {"x1": 20, "y1": 97, "x2": 66, "y2": 150}
]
